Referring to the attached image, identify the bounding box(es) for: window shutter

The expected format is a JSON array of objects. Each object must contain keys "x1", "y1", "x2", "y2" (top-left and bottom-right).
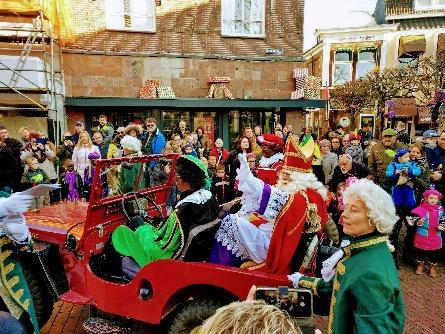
[
  {"x1": 105, "y1": 0, "x2": 125, "y2": 29},
  {"x1": 130, "y1": 0, "x2": 154, "y2": 30}
]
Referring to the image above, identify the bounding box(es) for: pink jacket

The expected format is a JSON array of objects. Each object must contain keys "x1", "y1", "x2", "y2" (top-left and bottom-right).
[{"x1": 411, "y1": 202, "x2": 443, "y2": 250}]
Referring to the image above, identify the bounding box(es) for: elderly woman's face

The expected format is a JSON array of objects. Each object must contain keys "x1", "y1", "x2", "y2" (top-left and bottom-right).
[{"x1": 341, "y1": 197, "x2": 375, "y2": 237}]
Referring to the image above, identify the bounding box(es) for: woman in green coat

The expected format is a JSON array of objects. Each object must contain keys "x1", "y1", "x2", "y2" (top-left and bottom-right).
[{"x1": 289, "y1": 179, "x2": 404, "y2": 334}]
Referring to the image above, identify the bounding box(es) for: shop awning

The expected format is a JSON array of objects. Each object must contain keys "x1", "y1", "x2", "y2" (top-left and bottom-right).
[
  {"x1": 398, "y1": 35, "x2": 426, "y2": 57},
  {"x1": 438, "y1": 33, "x2": 445, "y2": 56},
  {"x1": 64, "y1": 97, "x2": 327, "y2": 109},
  {"x1": 418, "y1": 106, "x2": 431, "y2": 124},
  {"x1": 389, "y1": 97, "x2": 418, "y2": 117}
]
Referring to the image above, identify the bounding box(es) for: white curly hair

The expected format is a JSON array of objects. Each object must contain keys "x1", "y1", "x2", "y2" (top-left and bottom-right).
[
  {"x1": 120, "y1": 135, "x2": 142, "y2": 155},
  {"x1": 343, "y1": 179, "x2": 398, "y2": 234}
]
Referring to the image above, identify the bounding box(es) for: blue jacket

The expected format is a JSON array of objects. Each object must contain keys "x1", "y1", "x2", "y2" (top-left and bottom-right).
[
  {"x1": 386, "y1": 161, "x2": 421, "y2": 179},
  {"x1": 425, "y1": 146, "x2": 442, "y2": 170},
  {"x1": 141, "y1": 128, "x2": 166, "y2": 155}
]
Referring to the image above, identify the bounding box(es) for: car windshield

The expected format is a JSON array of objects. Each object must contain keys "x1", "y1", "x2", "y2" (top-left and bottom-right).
[{"x1": 95, "y1": 156, "x2": 174, "y2": 199}]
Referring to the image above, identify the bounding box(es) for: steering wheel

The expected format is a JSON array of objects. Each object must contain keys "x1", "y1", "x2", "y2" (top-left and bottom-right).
[{"x1": 121, "y1": 192, "x2": 165, "y2": 229}]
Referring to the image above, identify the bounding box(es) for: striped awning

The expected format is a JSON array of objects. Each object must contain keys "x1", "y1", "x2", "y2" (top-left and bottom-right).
[
  {"x1": 397, "y1": 18, "x2": 445, "y2": 31},
  {"x1": 398, "y1": 35, "x2": 426, "y2": 57}
]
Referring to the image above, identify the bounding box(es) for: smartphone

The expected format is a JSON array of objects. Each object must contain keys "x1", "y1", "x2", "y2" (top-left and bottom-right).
[
  {"x1": 254, "y1": 286, "x2": 312, "y2": 318},
  {"x1": 255, "y1": 286, "x2": 314, "y2": 334}
]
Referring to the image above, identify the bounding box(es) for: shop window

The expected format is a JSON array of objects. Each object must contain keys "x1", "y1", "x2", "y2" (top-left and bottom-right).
[
  {"x1": 356, "y1": 49, "x2": 377, "y2": 79},
  {"x1": 415, "y1": 0, "x2": 445, "y2": 9},
  {"x1": 221, "y1": 0, "x2": 265, "y2": 38},
  {"x1": 333, "y1": 50, "x2": 352, "y2": 86},
  {"x1": 105, "y1": 0, "x2": 156, "y2": 32}
]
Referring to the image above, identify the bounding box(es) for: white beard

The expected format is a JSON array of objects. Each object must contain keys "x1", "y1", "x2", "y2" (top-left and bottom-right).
[
  {"x1": 275, "y1": 171, "x2": 328, "y2": 199},
  {"x1": 276, "y1": 178, "x2": 299, "y2": 194}
]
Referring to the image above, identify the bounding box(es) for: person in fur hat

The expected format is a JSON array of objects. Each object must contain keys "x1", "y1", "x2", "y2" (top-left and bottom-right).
[
  {"x1": 124, "y1": 124, "x2": 143, "y2": 138},
  {"x1": 210, "y1": 135, "x2": 328, "y2": 275},
  {"x1": 386, "y1": 148, "x2": 421, "y2": 210},
  {"x1": 407, "y1": 189, "x2": 444, "y2": 277}
]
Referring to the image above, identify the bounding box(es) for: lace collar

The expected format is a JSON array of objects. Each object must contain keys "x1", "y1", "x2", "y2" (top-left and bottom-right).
[{"x1": 175, "y1": 188, "x2": 212, "y2": 207}]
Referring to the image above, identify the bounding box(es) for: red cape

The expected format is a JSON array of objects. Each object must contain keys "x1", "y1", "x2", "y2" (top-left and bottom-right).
[{"x1": 248, "y1": 188, "x2": 327, "y2": 275}]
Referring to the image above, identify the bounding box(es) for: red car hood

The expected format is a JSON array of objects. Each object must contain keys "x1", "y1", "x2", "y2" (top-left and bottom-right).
[{"x1": 25, "y1": 201, "x2": 88, "y2": 244}]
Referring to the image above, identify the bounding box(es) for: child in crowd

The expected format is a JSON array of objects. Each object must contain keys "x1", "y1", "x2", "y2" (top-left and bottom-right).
[
  {"x1": 183, "y1": 143, "x2": 197, "y2": 157},
  {"x1": 207, "y1": 155, "x2": 217, "y2": 179},
  {"x1": 247, "y1": 152, "x2": 258, "y2": 177},
  {"x1": 423, "y1": 130, "x2": 442, "y2": 171},
  {"x1": 344, "y1": 133, "x2": 363, "y2": 163},
  {"x1": 211, "y1": 164, "x2": 234, "y2": 204},
  {"x1": 328, "y1": 181, "x2": 346, "y2": 236},
  {"x1": 60, "y1": 159, "x2": 84, "y2": 201},
  {"x1": 83, "y1": 151, "x2": 101, "y2": 199},
  {"x1": 209, "y1": 138, "x2": 229, "y2": 165},
  {"x1": 408, "y1": 189, "x2": 444, "y2": 277},
  {"x1": 386, "y1": 148, "x2": 421, "y2": 210},
  {"x1": 200, "y1": 156, "x2": 208, "y2": 168},
  {"x1": 21, "y1": 157, "x2": 50, "y2": 209}
]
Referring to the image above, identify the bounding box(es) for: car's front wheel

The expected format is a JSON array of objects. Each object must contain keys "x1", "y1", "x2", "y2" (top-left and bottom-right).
[{"x1": 168, "y1": 298, "x2": 225, "y2": 334}]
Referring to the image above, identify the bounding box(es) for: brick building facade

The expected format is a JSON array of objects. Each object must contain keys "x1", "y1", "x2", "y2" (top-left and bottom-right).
[{"x1": 63, "y1": 0, "x2": 324, "y2": 147}]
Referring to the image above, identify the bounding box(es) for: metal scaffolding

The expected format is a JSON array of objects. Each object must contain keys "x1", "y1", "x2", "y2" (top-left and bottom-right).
[{"x1": 0, "y1": 1, "x2": 65, "y2": 144}]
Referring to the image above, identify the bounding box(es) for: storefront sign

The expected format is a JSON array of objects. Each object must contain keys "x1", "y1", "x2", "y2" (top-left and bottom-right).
[
  {"x1": 337, "y1": 35, "x2": 378, "y2": 42},
  {"x1": 194, "y1": 116, "x2": 215, "y2": 144}
]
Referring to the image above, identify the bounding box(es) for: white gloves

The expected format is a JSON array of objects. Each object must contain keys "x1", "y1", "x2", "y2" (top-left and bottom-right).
[
  {"x1": 0, "y1": 214, "x2": 31, "y2": 244},
  {"x1": 0, "y1": 194, "x2": 34, "y2": 217},
  {"x1": 320, "y1": 240, "x2": 350, "y2": 282},
  {"x1": 236, "y1": 153, "x2": 262, "y2": 194},
  {"x1": 288, "y1": 272, "x2": 304, "y2": 287}
]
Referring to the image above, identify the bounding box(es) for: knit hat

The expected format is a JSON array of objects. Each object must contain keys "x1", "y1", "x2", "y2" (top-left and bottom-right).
[
  {"x1": 120, "y1": 135, "x2": 142, "y2": 153},
  {"x1": 394, "y1": 148, "x2": 409, "y2": 160},
  {"x1": 88, "y1": 151, "x2": 101, "y2": 160},
  {"x1": 422, "y1": 129, "x2": 439, "y2": 139},
  {"x1": 180, "y1": 155, "x2": 211, "y2": 190},
  {"x1": 423, "y1": 189, "x2": 442, "y2": 200},
  {"x1": 348, "y1": 133, "x2": 362, "y2": 141}
]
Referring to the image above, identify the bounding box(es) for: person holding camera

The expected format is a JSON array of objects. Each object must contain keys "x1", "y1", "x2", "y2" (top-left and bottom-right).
[
  {"x1": 288, "y1": 179, "x2": 404, "y2": 334},
  {"x1": 57, "y1": 131, "x2": 75, "y2": 166},
  {"x1": 20, "y1": 132, "x2": 58, "y2": 204}
]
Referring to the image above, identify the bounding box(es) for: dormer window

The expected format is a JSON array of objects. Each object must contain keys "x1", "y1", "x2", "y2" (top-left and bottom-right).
[{"x1": 414, "y1": 0, "x2": 445, "y2": 10}]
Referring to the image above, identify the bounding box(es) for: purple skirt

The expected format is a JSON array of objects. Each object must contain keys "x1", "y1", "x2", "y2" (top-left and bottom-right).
[{"x1": 208, "y1": 240, "x2": 242, "y2": 267}]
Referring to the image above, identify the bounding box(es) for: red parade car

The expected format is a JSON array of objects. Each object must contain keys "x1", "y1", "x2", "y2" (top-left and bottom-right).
[{"x1": 18, "y1": 154, "x2": 314, "y2": 333}]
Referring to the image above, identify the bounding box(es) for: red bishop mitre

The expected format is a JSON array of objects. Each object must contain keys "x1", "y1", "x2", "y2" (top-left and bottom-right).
[
  {"x1": 283, "y1": 135, "x2": 315, "y2": 173},
  {"x1": 256, "y1": 134, "x2": 284, "y2": 152}
]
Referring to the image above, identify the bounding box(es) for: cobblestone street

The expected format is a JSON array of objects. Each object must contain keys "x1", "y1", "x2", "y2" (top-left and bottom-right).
[{"x1": 40, "y1": 263, "x2": 445, "y2": 334}]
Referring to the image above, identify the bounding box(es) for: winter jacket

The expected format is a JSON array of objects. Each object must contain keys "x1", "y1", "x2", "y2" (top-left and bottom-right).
[
  {"x1": 345, "y1": 144, "x2": 364, "y2": 164},
  {"x1": 141, "y1": 128, "x2": 166, "y2": 155},
  {"x1": 425, "y1": 145, "x2": 442, "y2": 170},
  {"x1": 98, "y1": 123, "x2": 114, "y2": 144},
  {"x1": 368, "y1": 140, "x2": 408, "y2": 192},
  {"x1": 72, "y1": 145, "x2": 101, "y2": 180},
  {"x1": 321, "y1": 152, "x2": 338, "y2": 185}
]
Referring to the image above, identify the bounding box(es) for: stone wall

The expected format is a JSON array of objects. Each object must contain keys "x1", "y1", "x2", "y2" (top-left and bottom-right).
[{"x1": 63, "y1": 53, "x2": 303, "y2": 98}]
